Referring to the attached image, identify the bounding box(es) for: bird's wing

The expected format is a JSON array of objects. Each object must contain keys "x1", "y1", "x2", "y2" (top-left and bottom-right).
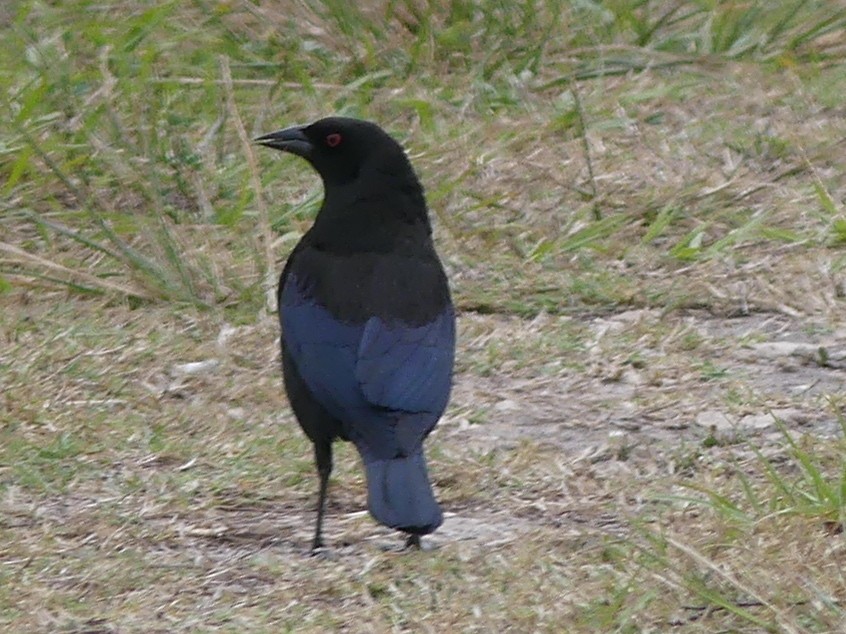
[
  {"x1": 280, "y1": 274, "x2": 454, "y2": 422},
  {"x1": 355, "y1": 311, "x2": 454, "y2": 415},
  {"x1": 280, "y1": 277, "x2": 364, "y2": 421}
]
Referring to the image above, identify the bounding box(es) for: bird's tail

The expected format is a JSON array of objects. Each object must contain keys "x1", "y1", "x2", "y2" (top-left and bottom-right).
[{"x1": 363, "y1": 451, "x2": 443, "y2": 535}]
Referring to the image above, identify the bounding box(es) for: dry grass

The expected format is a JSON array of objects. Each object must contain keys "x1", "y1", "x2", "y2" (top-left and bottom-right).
[
  {"x1": 3, "y1": 0, "x2": 846, "y2": 631},
  {"x1": 4, "y1": 298, "x2": 846, "y2": 631}
]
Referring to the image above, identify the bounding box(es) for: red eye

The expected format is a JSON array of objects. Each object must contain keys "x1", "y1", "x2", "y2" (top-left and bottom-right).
[{"x1": 326, "y1": 133, "x2": 342, "y2": 147}]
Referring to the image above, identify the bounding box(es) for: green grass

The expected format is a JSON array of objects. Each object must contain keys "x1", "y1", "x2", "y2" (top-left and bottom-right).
[
  {"x1": 3, "y1": 0, "x2": 846, "y2": 631},
  {"x1": 3, "y1": 0, "x2": 845, "y2": 311},
  {"x1": 632, "y1": 408, "x2": 846, "y2": 632}
]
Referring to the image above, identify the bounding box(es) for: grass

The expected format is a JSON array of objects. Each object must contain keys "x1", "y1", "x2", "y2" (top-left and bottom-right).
[{"x1": 3, "y1": 0, "x2": 846, "y2": 631}]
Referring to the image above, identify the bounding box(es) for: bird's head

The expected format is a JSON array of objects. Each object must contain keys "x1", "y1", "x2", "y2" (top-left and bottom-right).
[{"x1": 255, "y1": 117, "x2": 413, "y2": 188}]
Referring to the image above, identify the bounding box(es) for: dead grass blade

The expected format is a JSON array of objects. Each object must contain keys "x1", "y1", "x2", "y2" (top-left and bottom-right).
[{"x1": 0, "y1": 241, "x2": 154, "y2": 299}]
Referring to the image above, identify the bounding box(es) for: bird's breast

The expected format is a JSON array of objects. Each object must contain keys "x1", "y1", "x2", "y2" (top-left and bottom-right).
[{"x1": 289, "y1": 247, "x2": 451, "y2": 326}]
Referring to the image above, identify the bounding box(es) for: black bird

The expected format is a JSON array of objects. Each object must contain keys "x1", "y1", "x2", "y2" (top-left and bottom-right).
[{"x1": 255, "y1": 117, "x2": 455, "y2": 552}]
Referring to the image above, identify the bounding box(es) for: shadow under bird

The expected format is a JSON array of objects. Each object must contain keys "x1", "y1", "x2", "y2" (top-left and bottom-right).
[{"x1": 255, "y1": 117, "x2": 455, "y2": 552}]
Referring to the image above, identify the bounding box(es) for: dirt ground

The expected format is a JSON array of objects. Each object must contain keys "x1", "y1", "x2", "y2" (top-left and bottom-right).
[{"x1": 4, "y1": 274, "x2": 846, "y2": 631}]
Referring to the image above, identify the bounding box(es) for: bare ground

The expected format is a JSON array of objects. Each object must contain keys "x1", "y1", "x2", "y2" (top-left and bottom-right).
[{"x1": 3, "y1": 285, "x2": 846, "y2": 631}]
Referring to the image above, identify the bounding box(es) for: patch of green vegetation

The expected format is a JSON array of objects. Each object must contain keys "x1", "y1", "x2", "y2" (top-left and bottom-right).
[{"x1": 2, "y1": 0, "x2": 844, "y2": 311}]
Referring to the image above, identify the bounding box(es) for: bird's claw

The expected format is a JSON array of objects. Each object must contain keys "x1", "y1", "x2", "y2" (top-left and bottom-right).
[{"x1": 309, "y1": 537, "x2": 326, "y2": 556}]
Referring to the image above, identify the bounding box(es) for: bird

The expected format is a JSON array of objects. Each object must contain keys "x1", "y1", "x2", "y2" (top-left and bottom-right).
[{"x1": 255, "y1": 117, "x2": 455, "y2": 552}]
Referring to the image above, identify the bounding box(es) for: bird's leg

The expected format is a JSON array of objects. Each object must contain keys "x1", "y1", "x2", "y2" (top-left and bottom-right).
[
  {"x1": 311, "y1": 441, "x2": 332, "y2": 554},
  {"x1": 404, "y1": 534, "x2": 421, "y2": 549}
]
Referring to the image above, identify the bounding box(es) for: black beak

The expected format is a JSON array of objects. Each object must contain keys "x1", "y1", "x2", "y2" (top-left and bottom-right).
[{"x1": 254, "y1": 125, "x2": 312, "y2": 158}]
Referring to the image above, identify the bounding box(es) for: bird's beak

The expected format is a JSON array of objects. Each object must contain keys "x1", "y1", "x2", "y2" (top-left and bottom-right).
[{"x1": 254, "y1": 125, "x2": 312, "y2": 158}]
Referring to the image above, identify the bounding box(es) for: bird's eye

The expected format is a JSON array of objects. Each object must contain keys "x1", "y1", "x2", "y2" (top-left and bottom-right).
[{"x1": 326, "y1": 133, "x2": 342, "y2": 148}]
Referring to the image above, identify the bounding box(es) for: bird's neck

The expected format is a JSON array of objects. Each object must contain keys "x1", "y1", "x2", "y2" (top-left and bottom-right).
[{"x1": 310, "y1": 173, "x2": 434, "y2": 254}]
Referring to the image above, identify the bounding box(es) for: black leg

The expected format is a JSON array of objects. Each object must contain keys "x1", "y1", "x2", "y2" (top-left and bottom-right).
[
  {"x1": 404, "y1": 534, "x2": 421, "y2": 549},
  {"x1": 311, "y1": 441, "x2": 332, "y2": 553}
]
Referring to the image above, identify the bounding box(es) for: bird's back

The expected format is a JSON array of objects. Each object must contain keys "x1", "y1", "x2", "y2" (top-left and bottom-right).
[{"x1": 280, "y1": 229, "x2": 454, "y2": 448}]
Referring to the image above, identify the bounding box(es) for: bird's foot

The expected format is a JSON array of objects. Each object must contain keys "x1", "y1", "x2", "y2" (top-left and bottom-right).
[
  {"x1": 309, "y1": 544, "x2": 340, "y2": 560},
  {"x1": 375, "y1": 534, "x2": 437, "y2": 552},
  {"x1": 402, "y1": 534, "x2": 438, "y2": 552},
  {"x1": 309, "y1": 536, "x2": 328, "y2": 557}
]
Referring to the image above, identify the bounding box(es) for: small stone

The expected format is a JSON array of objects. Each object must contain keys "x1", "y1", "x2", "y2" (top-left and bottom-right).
[
  {"x1": 171, "y1": 359, "x2": 220, "y2": 376},
  {"x1": 738, "y1": 413, "x2": 776, "y2": 430},
  {"x1": 495, "y1": 399, "x2": 520, "y2": 412},
  {"x1": 695, "y1": 410, "x2": 736, "y2": 431},
  {"x1": 751, "y1": 342, "x2": 817, "y2": 358}
]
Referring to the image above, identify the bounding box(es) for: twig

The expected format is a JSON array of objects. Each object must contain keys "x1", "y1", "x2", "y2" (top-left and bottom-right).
[
  {"x1": 570, "y1": 81, "x2": 600, "y2": 221},
  {"x1": 0, "y1": 242, "x2": 154, "y2": 299},
  {"x1": 68, "y1": 45, "x2": 116, "y2": 132},
  {"x1": 665, "y1": 536, "x2": 802, "y2": 634},
  {"x1": 149, "y1": 76, "x2": 340, "y2": 89},
  {"x1": 219, "y1": 55, "x2": 276, "y2": 313}
]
